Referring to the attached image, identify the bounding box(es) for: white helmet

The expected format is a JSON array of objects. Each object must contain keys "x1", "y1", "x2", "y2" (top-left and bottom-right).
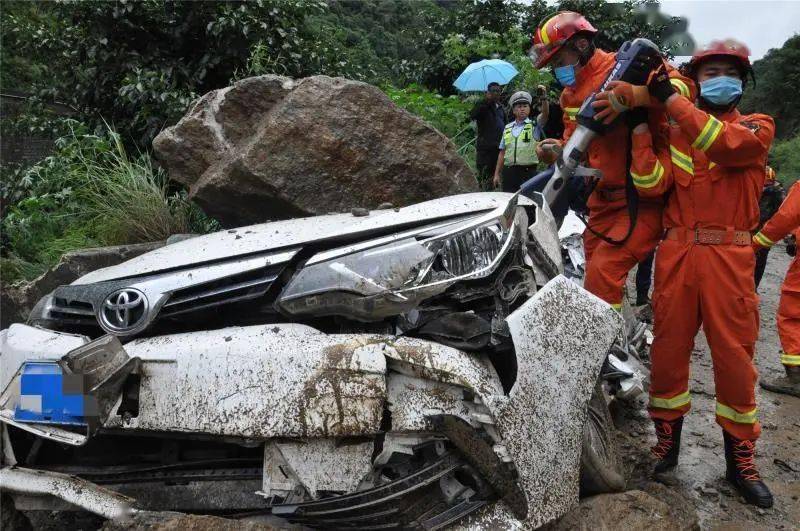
[{"x1": 509, "y1": 91, "x2": 533, "y2": 107}]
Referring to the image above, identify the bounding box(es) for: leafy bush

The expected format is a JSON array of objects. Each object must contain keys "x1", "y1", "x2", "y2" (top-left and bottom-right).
[
  {"x1": 741, "y1": 35, "x2": 800, "y2": 141},
  {"x1": 1, "y1": 122, "x2": 217, "y2": 283},
  {"x1": 383, "y1": 84, "x2": 474, "y2": 139},
  {"x1": 770, "y1": 134, "x2": 800, "y2": 187}
]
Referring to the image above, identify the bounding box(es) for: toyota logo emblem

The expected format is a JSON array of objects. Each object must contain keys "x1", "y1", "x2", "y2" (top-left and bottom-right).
[{"x1": 98, "y1": 288, "x2": 149, "y2": 334}]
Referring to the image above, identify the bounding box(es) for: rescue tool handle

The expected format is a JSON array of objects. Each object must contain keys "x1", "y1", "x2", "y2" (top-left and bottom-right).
[
  {"x1": 537, "y1": 38, "x2": 664, "y2": 209},
  {"x1": 577, "y1": 38, "x2": 663, "y2": 134}
]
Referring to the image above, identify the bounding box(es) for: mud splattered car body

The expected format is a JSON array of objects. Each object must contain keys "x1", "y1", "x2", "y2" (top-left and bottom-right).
[{"x1": 0, "y1": 193, "x2": 620, "y2": 528}]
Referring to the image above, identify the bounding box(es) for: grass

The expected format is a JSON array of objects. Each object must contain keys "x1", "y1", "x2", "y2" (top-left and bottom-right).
[{"x1": 1, "y1": 123, "x2": 218, "y2": 284}]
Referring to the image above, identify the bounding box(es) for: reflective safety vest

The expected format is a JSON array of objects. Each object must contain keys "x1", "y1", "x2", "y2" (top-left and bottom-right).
[{"x1": 503, "y1": 121, "x2": 538, "y2": 167}]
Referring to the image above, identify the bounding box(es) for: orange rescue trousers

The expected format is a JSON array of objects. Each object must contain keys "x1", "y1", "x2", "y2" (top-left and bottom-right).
[
  {"x1": 583, "y1": 202, "x2": 663, "y2": 309},
  {"x1": 648, "y1": 239, "x2": 761, "y2": 441},
  {"x1": 778, "y1": 255, "x2": 800, "y2": 367}
]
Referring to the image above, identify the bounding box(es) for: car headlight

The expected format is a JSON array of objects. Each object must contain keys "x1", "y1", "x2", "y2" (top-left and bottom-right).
[
  {"x1": 278, "y1": 196, "x2": 524, "y2": 321},
  {"x1": 27, "y1": 293, "x2": 55, "y2": 326}
]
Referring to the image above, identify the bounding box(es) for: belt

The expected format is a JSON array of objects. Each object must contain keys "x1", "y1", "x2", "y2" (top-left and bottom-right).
[
  {"x1": 594, "y1": 187, "x2": 626, "y2": 201},
  {"x1": 665, "y1": 227, "x2": 751, "y2": 246}
]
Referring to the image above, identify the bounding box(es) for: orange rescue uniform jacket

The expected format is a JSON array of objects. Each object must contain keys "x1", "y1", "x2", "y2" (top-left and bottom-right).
[
  {"x1": 630, "y1": 96, "x2": 775, "y2": 231},
  {"x1": 558, "y1": 49, "x2": 695, "y2": 215}
]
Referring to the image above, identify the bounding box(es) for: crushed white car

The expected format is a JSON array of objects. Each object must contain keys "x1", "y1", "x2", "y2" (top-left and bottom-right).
[{"x1": 1, "y1": 192, "x2": 624, "y2": 529}]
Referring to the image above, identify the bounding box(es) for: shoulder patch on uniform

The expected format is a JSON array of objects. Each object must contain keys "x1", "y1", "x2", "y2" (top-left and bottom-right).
[{"x1": 739, "y1": 120, "x2": 761, "y2": 133}]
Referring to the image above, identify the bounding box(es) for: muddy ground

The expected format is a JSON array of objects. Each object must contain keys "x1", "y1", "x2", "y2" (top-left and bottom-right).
[
  {"x1": 16, "y1": 248, "x2": 800, "y2": 530},
  {"x1": 570, "y1": 247, "x2": 800, "y2": 530}
]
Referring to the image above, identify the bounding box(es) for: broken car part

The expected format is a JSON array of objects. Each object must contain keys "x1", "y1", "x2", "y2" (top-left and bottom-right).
[{"x1": 1, "y1": 192, "x2": 624, "y2": 529}]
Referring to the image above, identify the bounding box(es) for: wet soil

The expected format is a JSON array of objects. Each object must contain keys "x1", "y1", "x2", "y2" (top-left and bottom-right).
[{"x1": 603, "y1": 245, "x2": 800, "y2": 530}]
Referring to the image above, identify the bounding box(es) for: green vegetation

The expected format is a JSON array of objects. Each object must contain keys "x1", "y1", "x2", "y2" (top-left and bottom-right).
[
  {"x1": 771, "y1": 135, "x2": 800, "y2": 187},
  {"x1": 735, "y1": 35, "x2": 800, "y2": 185},
  {"x1": 1, "y1": 0, "x2": 693, "y2": 283},
  {"x1": 741, "y1": 34, "x2": 800, "y2": 141},
  {"x1": 1, "y1": 122, "x2": 216, "y2": 283}
]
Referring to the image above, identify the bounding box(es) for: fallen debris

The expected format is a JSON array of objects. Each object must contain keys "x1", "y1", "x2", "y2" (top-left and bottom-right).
[{"x1": 153, "y1": 75, "x2": 477, "y2": 226}]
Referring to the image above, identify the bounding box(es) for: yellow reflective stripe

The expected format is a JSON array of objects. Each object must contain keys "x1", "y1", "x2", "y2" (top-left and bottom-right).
[
  {"x1": 753, "y1": 232, "x2": 774, "y2": 247},
  {"x1": 709, "y1": 161, "x2": 717, "y2": 170},
  {"x1": 670, "y1": 78, "x2": 690, "y2": 98},
  {"x1": 716, "y1": 402, "x2": 757, "y2": 424},
  {"x1": 692, "y1": 115, "x2": 724, "y2": 152},
  {"x1": 649, "y1": 390, "x2": 691, "y2": 410},
  {"x1": 670, "y1": 145, "x2": 694, "y2": 174},
  {"x1": 539, "y1": 14, "x2": 560, "y2": 45},
  {"x1": 632, "y1": 160, "x2": 664, "y2": 189},
  {"x1": 564, "y1": 107, "x2": 579, "y2": 121},
  {"x1": 610, "y1": 302, "x2": 622, "y2": 311},
  {"x1": 780, "y1": 352, "x2": 800, "y2": 366}
]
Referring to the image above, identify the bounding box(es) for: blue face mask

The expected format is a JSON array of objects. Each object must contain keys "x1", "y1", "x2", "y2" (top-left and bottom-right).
[
  {"x1": 700, "y1": 76, "x2": 743, "y2": 106},
  {"x1": 554, "y1": 63, "x2": 577, "y2": 87}
]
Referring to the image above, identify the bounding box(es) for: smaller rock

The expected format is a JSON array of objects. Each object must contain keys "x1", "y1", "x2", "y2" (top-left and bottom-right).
[
  {"x1": 654, "y1": 473, "x2": 680, "y2": 487},
  {"x1": 719, "y1": 485, "x2": 734, "y2": 497},
  {"x1": 757, "y1": 508, "x2": 766, "y2": 516},
  {"x1": 691, "y1": 430, "x2": 703, "y2": 436},
  {"x1": 697, "y1": 486, "x2": 719, "y2": 499},
  {"x1": 351, "y1": 207, "x2": 370, "y2": 217}
]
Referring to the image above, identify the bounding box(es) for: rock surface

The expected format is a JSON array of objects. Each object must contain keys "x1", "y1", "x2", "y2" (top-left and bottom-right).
[
  {"x1": 153, "y1": 75, "x2": 476, "y2": 227},
  {"x1": 0, "y1": 242, "x2": 163, "y2": 328}
]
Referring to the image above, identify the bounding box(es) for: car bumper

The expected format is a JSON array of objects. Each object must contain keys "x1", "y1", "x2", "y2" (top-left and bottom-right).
[{"x1": 1, "y1": 276, "x2": 619, "y2": 528}]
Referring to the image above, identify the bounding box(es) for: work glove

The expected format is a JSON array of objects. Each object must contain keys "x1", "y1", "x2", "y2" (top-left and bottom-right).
[
  {"x1": 536, "y1": 138, "x2": 562, "y2": 165},
  {"x1": 648, "y1": 62, "x2": 674, "y2": 103},
  {"x1": 591, "y1": 81, "x2": 651, "y2": 125}
]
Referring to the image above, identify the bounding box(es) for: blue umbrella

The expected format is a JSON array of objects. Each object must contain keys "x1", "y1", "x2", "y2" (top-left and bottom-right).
[{"x1": 453, "y1": 59, "x2": 518, "y2": 92}]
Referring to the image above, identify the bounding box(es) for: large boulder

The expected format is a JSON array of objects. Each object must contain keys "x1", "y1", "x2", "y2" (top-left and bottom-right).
[
  {"x1": 153, "y1": 75, "x2": 477, "y2": 227},
  {"x1": 1, "y1": 242, "x2": 164, "y2": 328}
]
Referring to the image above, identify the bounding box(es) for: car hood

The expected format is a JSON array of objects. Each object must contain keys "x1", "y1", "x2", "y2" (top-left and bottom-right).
[{"x1": 74, "y1": 193, "x2": 530, "y2": 285}]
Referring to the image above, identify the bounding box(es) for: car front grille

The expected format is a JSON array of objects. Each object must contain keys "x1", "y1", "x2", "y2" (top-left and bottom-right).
[
  {"x1": 44, "y1": 252, "x2": 295, "y2": 335},
  {"x1": 48, "y1": 297, "x2": 97, "y2": 327},
  {"x1": 160, "y1": 264, "x2": 284, "y2": 318}
]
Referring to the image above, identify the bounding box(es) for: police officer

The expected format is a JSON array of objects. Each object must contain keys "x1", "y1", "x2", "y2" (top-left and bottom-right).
[{"x1": 492, "y1": 91, "x2": 539, "y2": 192}]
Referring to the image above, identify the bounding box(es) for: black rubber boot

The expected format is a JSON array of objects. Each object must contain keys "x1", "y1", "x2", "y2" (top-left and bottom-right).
[
  {"x1": 759, "y1": 365, "x2": 800, "y2": 398},
  {"x1": 723, "y1": 431, "x2": 773, "y2": 508},
  {"x1": 651, "y1": 417, "x2": 683, "y2": 474}
]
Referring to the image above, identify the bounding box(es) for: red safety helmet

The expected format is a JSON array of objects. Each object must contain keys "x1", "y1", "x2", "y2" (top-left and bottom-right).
[
  {"x1": 685, "y1": 39, "x2": 753, "y2": 80},
  {"x1": 531, "y1": 11, "x2": 597, "y2": 69}
]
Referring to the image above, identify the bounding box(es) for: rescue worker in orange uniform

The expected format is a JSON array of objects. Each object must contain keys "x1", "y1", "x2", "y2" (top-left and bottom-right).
[
  {"x1": 753, "y1": 180, "x2": 800, "y2": 397},
  {"x1": 530, "y1": 11, "x2": 695, "y2": 310},
  {"x1": 598, "y1": 39, "x2": 774, "y2": 507}
]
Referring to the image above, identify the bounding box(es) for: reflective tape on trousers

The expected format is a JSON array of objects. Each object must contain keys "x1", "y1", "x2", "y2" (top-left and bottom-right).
[
  {"x1": 649, "y1": 390, "x2": 691, "y2": 410},
  {"x1": 715, "y1": 402, "x2": 757, "y2": 424}
]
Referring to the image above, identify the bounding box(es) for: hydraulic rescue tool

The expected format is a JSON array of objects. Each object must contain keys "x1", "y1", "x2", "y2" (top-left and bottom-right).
[{"x1": 523, "y1": 38, "x2": 664, "y2": 210}]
